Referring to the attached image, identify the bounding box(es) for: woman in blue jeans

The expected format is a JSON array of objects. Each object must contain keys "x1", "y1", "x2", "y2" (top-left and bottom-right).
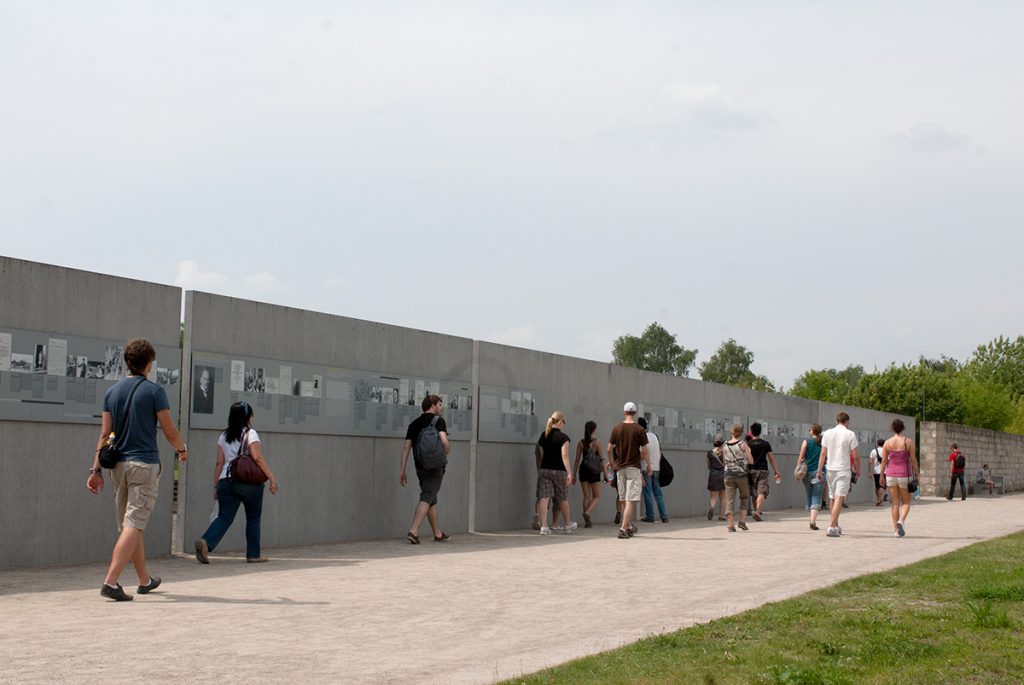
[
  {"x1": 796, "y1": 423, "x2": 824, "y2": 531},
  {"x1": 195, "y1": 401, "x2": 278, "y2": 563}
]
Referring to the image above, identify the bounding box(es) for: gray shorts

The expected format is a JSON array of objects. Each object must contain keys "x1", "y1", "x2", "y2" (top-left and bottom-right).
[{"x1": 416, "y1": 466, "x2": 445, "y2": 506}]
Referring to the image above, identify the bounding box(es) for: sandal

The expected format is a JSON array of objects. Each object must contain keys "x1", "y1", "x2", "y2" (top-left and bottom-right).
[
  {"x1": 433, "y1": 532, "x2": 450, "y2": 542},
  {"x1": 406, "y1": 532, "x2": 420, "y2": 545}
]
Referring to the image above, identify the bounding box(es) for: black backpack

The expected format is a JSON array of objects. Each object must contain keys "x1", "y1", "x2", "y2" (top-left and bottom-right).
[
  {"x1": 954, "y1": 451, "x2": 966, "y2": 469},
  {"x1": 415, "y1": 416, "x2": 447, "y2": 470},
  {"x1": 658, "y1": 454, "x2": 674, "y2": 487}
]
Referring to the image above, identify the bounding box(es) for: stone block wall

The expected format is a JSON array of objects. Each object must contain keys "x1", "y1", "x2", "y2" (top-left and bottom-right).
[{"x1": 919, "y1": 422, "x2": 1024, "y2": 496}]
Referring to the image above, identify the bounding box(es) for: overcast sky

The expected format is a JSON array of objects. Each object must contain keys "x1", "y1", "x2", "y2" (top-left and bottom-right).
[{"x1": 3, "y1": 2, "x2": 1021, "y2": 389}]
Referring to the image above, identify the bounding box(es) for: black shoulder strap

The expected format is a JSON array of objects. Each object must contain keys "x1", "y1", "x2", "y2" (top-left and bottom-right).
[{"x1": 113, "y1": 376, "x2": 147, "y2": 450}]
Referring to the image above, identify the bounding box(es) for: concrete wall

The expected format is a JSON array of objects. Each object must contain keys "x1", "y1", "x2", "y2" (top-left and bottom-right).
[
  {"x1": 919, "y1": 421, "x2": 1024, "y2": 496},
  {"x1": 178, "y1": 292, "x2": 474, "y2": 553},
  {"x1": 0, "y1": 257, "x2": 181, "y2": 568},
  {"x1": 475, "y1": 341, "x2": 915, "y2": 532}
]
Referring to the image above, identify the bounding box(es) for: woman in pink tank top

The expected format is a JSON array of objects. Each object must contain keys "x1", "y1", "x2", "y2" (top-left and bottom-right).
[{"x1": 879, "y1": 418, "x2": 918, "y2": 538}]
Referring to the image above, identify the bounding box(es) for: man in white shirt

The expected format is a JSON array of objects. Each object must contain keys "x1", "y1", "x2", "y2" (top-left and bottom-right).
[
  {"x1": 638, "y1": 417, "x2": 668, "y2": 523},
  {"x1": 870, "y1": 438, "x2": 886, "y2": 506},
  {"x1": 815, "y1": 412, "x2": 860, "y2": 538}
]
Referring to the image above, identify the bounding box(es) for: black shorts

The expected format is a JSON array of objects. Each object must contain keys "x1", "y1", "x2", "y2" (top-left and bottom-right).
[{"x1": 416, "y1": 466, "x2": 445, "y2": 506}]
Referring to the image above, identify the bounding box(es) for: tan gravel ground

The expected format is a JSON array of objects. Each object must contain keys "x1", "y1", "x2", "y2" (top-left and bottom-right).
[{"x1": 1, "y1": 494, "x2": 1020, "y2": 684}]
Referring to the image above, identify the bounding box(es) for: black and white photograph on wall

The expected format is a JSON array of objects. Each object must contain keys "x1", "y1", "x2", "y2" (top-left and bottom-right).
[
  {"x1": 76, "y1": 356, "x2": 88, "y2": 378},
  {"x1": 169, "y1": 369, "x2": 179, "y2": 384},
  {"x1": 293, "y1": 379, "x2": 302, "y2": 396},
  {"x1": 87, "y1": 361, "x2": 106, "y2": 379},
  {"x1": 65, "y1": 354, "x2": 77, "y2": 377},
  {"x1": 11, "y1": 353, "x2": 33, "y2": 373},
  {"x1": 466, "y1": 395, "x2": 473, "y2": 411},
  {"x1": 33, "y1": 344, "x2": 47, "y2": 373},
  {"x1": 103, "y1": 345, "x2": 125, "y2": 380},
  {"x1": 156, "y1": 367, "x2": 171, "y2": 384},
  {"x1": 448, "y1": 394, "x2": 460, "y2": 410},
  {"x1": 255, "y1": 367, "x2": 265, "y2": 393},
  {"x1": 193, "y1": 365, "x2": 215, "y2": 414},
  {"x1": 244, "y1": 368, "x2": 255, "y2": 392},
  {"x1": 312, "y1": 374, "x2": 322, "y2": 398}
]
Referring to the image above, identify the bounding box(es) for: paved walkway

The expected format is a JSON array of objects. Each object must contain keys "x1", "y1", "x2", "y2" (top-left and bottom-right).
[{"x1": 2, "y1": 494, "x2": 1021, "y2": 684}]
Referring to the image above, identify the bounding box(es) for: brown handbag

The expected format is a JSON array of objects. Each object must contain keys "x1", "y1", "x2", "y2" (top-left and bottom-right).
[{"x1": 228, "y1": 429, "x2": 268, "y2": 485}]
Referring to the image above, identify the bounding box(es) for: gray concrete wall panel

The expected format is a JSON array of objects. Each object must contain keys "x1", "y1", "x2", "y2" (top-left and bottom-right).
[
  {"x1": 180, "y1": 293, "x2": 474, "y2": 552},
  {"x1": 0, "y1": 257, "x2": 181, "y2": 568}
]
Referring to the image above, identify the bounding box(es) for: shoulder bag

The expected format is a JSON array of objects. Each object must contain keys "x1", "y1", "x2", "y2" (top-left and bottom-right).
[
  {"x1": 97, "y1": 377, "x2": 147, "y2": 469},
  {"x1": 905, "y1": 438, "x2": 918, "y2": 493},
  {"x1": 228, "y1": 429, "x2": 269, "y2": 485},
  {"x1": 658, "y1": 453, "x2": 674, "y2": 487}
]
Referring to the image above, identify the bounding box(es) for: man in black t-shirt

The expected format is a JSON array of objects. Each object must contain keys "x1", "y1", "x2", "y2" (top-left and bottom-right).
[
  {"x1": 399, "y1": 394, "x2": 451, "y2": 544},
  {"x1": 746, "y1": 422, "x2": 780, "y2": 521}
]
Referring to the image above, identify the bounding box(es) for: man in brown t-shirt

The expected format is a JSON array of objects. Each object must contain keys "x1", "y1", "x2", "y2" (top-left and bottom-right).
[{"x1": 607, "y1": 402, "x2": 651, "y2": 539}]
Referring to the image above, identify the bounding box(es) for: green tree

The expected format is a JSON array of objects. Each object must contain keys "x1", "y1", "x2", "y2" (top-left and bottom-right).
[
  {"x1": 698, "y1": 339, "x2": 776, "y2": 391},
  {"x1": 847, "y1": 359, "x2": 965, "y2": 425},
  {"x1": 1006, "y1": 400, "x2": 1024, "y2": 435},
  {"x1": 955, "y1": 377, "x2": 1017, "y2": 432},
  {"x1": 611, "y1": 322, "x2": 698, "y2": 376},
  {"x1": 964, "y1": 335, "x2": 1024, "y2": 401},
  {"x1": 788, "y1": 365, "x2": 864, "y2": 403}
]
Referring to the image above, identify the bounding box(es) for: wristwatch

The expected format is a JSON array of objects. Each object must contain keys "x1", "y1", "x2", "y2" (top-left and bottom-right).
[
  {"x1": 175, "y1": 444, "x2": 188, "y2": 455},
  {"x1": 89, "y1": 467, "x2": 103, "y2": 475}
]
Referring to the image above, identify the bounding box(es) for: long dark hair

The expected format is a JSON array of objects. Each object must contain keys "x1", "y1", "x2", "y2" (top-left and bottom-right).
[
  {"x1": 581, "y1": 420, "x2": 597, "y2": 449},
  {"x1": 223, "y1": 401, "x2": 253, "y2": 444}
]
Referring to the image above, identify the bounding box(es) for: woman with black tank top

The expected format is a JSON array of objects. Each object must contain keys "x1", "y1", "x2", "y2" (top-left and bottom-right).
[
  {"x1": 573, "y1": 420, "x2": 605, "y2": 528},
  {"x1": 536, "y1": 411, "x2": 575, "y2": 535}
]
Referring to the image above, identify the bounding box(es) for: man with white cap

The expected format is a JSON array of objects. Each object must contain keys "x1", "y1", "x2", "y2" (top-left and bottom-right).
[{"x1": 607, "y1": 402, "x2": 651, "y2": 539}]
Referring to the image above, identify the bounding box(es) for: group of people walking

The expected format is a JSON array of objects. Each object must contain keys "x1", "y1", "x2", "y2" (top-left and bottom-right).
[{"x1": 89, "y1": 339, "x2": 954, "y2": 603}]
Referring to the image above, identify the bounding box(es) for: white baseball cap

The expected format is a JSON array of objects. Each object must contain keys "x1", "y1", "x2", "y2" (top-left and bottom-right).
[{"x1": 623, "y1": 401, "x2": 638, "y2": 413}]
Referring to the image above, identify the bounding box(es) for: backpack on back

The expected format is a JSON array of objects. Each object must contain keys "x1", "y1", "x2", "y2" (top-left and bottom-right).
[
  {"x1": 416, "y1": 415, "x2": 448, "y2": 470},
  {"x1": 954, "y1": 451, "x2": 966, "y2": 469},
  {"x1": 581, "y1": 441, "x2": 602, "y2": 474}
]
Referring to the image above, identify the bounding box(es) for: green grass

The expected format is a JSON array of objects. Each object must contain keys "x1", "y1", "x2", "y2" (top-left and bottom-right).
[{"x1": 505, "y1": 532, "x2": 1024, "y2": 685}]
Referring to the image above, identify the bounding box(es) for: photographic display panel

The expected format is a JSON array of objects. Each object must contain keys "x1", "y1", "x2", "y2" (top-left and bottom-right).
[
  {"x1": 0, "y1": 326, "x2": 180, "y2": 424},
  {"x1": 189, "y1": 351, "x2": 473, "y2": 440},
  {"x1": 636, "y1": 402, "x2": 743, "y2": 450},
  {"x1": 478, "y1": 384, "x2": 541, "y2": 443}
]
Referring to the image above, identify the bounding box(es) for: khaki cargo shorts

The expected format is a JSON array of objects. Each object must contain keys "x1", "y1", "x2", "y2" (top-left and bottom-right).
[
  {"x1": 111, "y1": 461, "x2": 161, "y2": 531},
  {"x1": 616, "y1": 467, "x2": 643, "y2": 502}
]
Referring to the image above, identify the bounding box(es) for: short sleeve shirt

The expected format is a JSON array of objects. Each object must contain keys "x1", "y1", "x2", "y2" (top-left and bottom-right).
[
  {"x1": 405, "y1": 413, "x2": 448, "y2": 445},
  {"x1": 537, "y1": 428, "x2": 571, "y2": 471},
  {"x1": 747, "y1": 438, "x2": 773, "y2": 471},
  {"x1": 608, "y1": 422, "x2": 648, "y2": 470},
  {"x1": 218, "y1": 428, "x2": 262, "y2": 480},
  {"x1": 949, "y1": 451, "x2": 965, "y2": 474},
  {"x1": 102, "y1": 376, "x2": 170, "y2": 465},
  {"x1": 821, "y1": 424, "x2": 859, "y2": 473}
]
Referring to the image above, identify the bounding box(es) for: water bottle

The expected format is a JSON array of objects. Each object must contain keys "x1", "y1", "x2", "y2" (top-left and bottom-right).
[{"x1": 605, "y1": 464, "x2": 614, "y2": 483}]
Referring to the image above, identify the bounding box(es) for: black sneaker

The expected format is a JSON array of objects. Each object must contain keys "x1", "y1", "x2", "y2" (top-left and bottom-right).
[
  {"x1": 137, "y1": 577, "x2": 161, "y2": 594},
  {"x1": 100, "y1": 584, "x2": 133, "y2": 601},
  {"x1": 640, "y1": 518, "x2": 655, "y2": 523},
  {"x1": 661, "y1": 517, "x2": 669, "y2": 523},
  {"x1": 627, "y1": 524, "x2": 637, "y2": 536},
  {"x1": 618, "y1": 529, "x2": 630, "y2": 539},
  {"x1": 752, "y1": 513, "x2": 763, "y2": 522},
  {"x1": 737, "y1": 521, "x2": 748, "y2": 531},
  {"x1": 707, "y1": 507, "x2": 714, "y2": 520},
  {"x1": 614, "y1": 512, "x2": 622, "y2": 525}
]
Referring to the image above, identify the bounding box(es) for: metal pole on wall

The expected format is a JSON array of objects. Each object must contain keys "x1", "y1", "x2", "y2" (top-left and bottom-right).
[{"x1": 468, "y1": 340, "x2": 480, "y2": 533}]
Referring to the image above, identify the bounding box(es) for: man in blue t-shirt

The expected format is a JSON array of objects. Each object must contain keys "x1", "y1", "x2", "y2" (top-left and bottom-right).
[{"x1": 87, "y1": 338, "x2": 189, "y2": 601}]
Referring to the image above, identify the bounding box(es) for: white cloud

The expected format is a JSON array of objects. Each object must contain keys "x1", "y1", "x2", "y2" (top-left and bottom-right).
[
  {"x1": 484, "y1": 323, "x2": 536, "y2": 348},
  {"x1": 174, "y1": 260, "x2": 227, "y2": 291},
  {"x1": 243, "y1": 271, "x2": 281, "y2": 293},
  {"x1": 889, "y1": 122, "x2": 978, "y2": 154},
  {"x1": 600, "y1": 82, "x2": 771, "y2": 148}
]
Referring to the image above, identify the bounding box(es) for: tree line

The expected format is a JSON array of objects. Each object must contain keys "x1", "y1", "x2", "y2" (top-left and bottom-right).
[{"x1": 612, "y1": 323, "x2": 1024, "y2": 435}]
